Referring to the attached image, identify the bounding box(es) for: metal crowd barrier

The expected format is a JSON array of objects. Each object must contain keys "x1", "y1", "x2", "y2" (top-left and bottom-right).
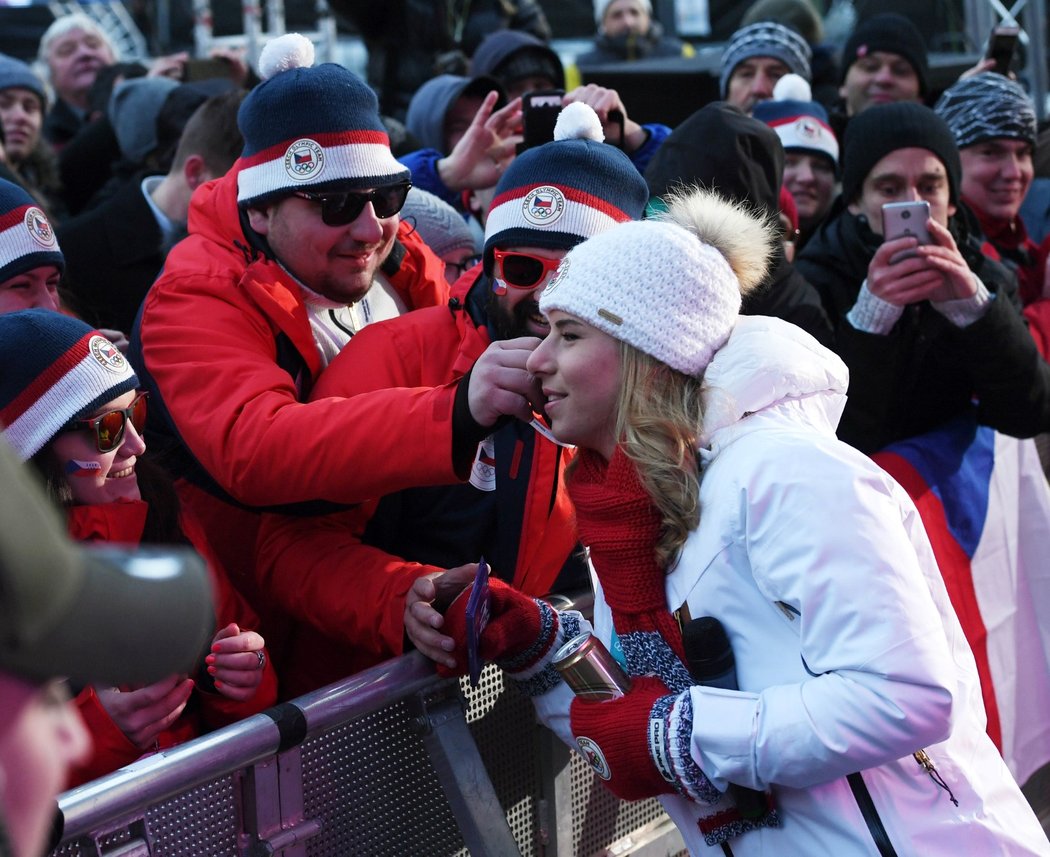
[{"x1": 49, "y1": 599, "x2": 686, "y2": 857}]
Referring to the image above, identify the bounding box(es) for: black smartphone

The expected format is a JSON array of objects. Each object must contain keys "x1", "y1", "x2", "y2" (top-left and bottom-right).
[
  {"x1": 518, "y1": 89, "x2": 565, "y2": 154},
  {"x1": 182, "y1": 56, "x2": 233, "y2": 82},
  {"x1": 986, "y1": 25, "x2": 1020, "y2": 76}
]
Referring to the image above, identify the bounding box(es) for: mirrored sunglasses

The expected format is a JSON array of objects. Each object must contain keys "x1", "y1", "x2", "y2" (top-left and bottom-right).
[
  {"x1": 293, "y1": 182, "x2": 412, "y2": 226},
  {"x1": 493, "y1": 249, "x2": 563, "y2": 290},
  {"x1": 59, "y1": 391, "x2": 149, "y2": 453}
]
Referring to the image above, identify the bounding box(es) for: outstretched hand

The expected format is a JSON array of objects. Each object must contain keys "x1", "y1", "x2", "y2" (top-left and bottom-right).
[
  {"x1": 96, "y1": 675, "x2": 194, "y2": 749},
  {"x1": 404, "y1": 563, "x2": 479, "y2": 668},
  {"x1": 437, "y1": 92, "x2": 523, "y2": 192}
]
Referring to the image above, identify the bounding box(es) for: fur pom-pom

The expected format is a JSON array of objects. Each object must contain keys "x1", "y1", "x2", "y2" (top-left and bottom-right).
[
  {"x1": 772, "y1": 73, "x2": 812, "y2": 102},
  {"x1": 553, "y1": 102, "x2": 604, "y2": 143},
  {"x1": 656, "y1": 187, "x2": 775, "y2": 296},
  {"x1": 258, "y1": 33, "x2": 315, "y2": 80}
]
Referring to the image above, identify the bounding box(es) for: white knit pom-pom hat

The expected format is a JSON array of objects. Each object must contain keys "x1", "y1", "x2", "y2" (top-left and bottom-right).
[{"x1": 236, "y1": 33, "x2": 409, "y2": 207}]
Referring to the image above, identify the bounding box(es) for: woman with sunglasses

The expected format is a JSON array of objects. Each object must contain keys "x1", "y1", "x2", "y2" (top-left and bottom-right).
[
  {"x1": 0, "y1": 309, "x2": 277, "y2": 787},
  {"x1": 426, "y1": 187, "x2": 1050, "y2": 855}
]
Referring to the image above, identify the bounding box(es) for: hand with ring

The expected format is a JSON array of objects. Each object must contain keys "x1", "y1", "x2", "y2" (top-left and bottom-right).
[{"x1": 204, "y1": 622, "x2": 268, "y2": 701}]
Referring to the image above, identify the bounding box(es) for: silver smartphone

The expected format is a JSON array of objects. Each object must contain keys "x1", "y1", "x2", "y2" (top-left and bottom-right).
[{"x1": 882, "y1": 201, "x2": 932, "y2": 262}]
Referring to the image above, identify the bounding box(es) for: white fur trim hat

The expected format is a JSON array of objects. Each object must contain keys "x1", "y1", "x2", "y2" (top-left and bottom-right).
[{"x1": 539, "y1": 188, "x2": 773, "y2": 376}]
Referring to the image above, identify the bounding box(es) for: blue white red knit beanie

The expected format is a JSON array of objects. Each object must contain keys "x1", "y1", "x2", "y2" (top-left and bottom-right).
[
  {"x1": 236, "y1": 34, "x2": 409, "y2": 207},
  {"x1": 0, "y1": 310, "x2": 138, "y2": 460},
  {"x1": 752, "y1": 74, "x2": 838, "y2": 170},
  {"x1": 0, "y1": 179, "x2": 63, "y2": 284},
  {"x1": 483, "y1": 102, "x2": 648, "y2": 275},
  {"x1": 720, "y1": 22, "x2": 811, "y2": 98},
  {"x1": 934, "y1": 72, "x2": 1037, "y2": 150}
]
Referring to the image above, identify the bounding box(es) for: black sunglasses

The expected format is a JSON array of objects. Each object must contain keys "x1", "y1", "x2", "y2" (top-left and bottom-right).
[
  {"x1": 293, "y1": 182, "x2": 412, "y2": 226},
  {"x1": 58, "y1": 391, "x2": 149, "y2": 453}
]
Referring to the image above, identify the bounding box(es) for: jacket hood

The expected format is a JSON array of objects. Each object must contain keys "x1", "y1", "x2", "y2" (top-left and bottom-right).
[
  {"x1": 405, "y1": 75, "x2": 504, "y2": 153},
  {"x1": 644, "y1": 102, "x2": 783, "y2": 217},
  {"x1": 699, "y1": 315, "x2": 848, "y2": 448},
  {"x1": 471, "y1": 31, "x2": 564, "y2": 86}
]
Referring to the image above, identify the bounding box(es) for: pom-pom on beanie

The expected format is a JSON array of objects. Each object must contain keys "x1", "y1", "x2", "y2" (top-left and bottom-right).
[
  {"x1": 0, "y1": 310, "x2": 139, "y2": 460},
  {"x1": 236, "y1": 33, "x2": 409, "y2": 207},
  {"x1": 841, "y1": 101, "x2": 960, "y2": 206},
  {"x1": 934, "y1": 72, "x2": 1036, "y2": 150},
  {"x1": 720, "y1": 22, "x2": 811, "y2": 99},
  {"x1": 0, "y1": 179, "x2": 63, "y2": 284},
  {"x1": 752, "y1": 74, "x2": 838, "y2": 170},
  {"x1": 539, "y1": 188, "x2": 773, "y2": 376},
  {"x1": 841, "y1": 13, "x2": 928, "y2": 96},
  {"x1": 483, "y1": 102, "x2": 648, "y2": 275}
]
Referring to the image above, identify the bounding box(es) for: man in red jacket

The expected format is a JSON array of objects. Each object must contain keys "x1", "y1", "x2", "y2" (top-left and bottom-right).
[
  {"x1": 255, "y1": 104, "x2": 651, "y2": 696},
  {"x1": 130, "y1": 34, "x2": 451, "y2": 622}
]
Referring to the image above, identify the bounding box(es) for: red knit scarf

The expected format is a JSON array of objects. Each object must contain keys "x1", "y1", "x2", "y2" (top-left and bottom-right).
[{"x1": 568, "y1": 446, "x2": 688, "y2": 667}]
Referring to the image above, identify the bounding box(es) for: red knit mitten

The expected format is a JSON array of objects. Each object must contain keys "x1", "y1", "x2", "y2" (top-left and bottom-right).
[
  {"x1": 570, "y1": 677, "x2": 719, "y2": 804},
  {"x1": 438, "y1": 577, "x2": 559, "y2": 678}
]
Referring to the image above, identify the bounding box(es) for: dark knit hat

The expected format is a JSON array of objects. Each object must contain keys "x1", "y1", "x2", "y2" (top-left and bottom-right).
[
  {"x1": 236, "y1": 34, "x2": 409, "y2": 207},
  {"x1": 841, "y1": 101, "x2": 960, "y2": 205},
  {"x1": 0, "y1": 52, "x2": 46, "y2": 106},
  {"x1": 471, "y1": 31, "x2": 564, "y2": 91},
  {"x1": 934, "y1": 72, "x2": 1036, "y2": 150},
  {"x1": 841, "y1": 13, "x2": 928, "y2": 96},
  {"x1": 108, "y1": 76, "x2": 179, "y2": 163},
  {"x1": 0, "y1": 310, "x2": 139, "y2": 460},
  {"x1": 719, "y1": 22, "x2": 812, "y2": 98},
  {"x1": 483, "y1": 103, "x2": 647, "y2": 275},
  {"x1": 0, "y1": 179, "x2": 63, "y2": 284}
]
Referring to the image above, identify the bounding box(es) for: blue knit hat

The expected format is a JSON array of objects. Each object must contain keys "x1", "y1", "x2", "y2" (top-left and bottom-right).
[
  {"x1": 0, "y1": 310, "x2": 139, "y2": 460},
  {"x1": 236, "y1": 34, "x2": 409, "y2": 207},
  {"x1": 483, "y1": 103, "x2": 648, "y2": 275},
  {"x1": 720, "y1": 22, "x2": 811, "y2": 98},
  {"x1": 0, "y1": 179, "x2": 63, "y2": 284},
  {"x1": 935, "y1": 72, "x2": 1036, "y2": 150},
  {"x1": 0, "y1": 52, "x2": 46, "y2": 107},
  {"x1": 752, "y1": 74, "x2": 839, "y2": 169}
]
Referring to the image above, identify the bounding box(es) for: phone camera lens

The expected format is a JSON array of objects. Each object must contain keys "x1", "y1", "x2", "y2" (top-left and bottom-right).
[{"x1": 901, "y1": 210, "x2": 911, "y2": 219}]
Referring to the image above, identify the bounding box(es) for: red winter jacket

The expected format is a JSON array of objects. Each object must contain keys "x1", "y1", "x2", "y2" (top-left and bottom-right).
[
  {"x1": 255, "y1": 271, "x2": 579, "y2": 697},
  {"x1": 67, "y1": 501, "x2": 277, "y2": 787},
  {"x1": 131, "y1": 165, "x2": 452, "y2": 617}
]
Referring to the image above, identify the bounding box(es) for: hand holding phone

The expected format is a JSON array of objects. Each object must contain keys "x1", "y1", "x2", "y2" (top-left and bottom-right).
[
  {"x1": 882, "y1": 201, "x2": 932, "y2": 263},
  {"x1": 517, "y1": 90, "x2": 565, "y2": 154},
  {"x1": 986, "y1": 25, "x2": 1020, "y2": 76}
]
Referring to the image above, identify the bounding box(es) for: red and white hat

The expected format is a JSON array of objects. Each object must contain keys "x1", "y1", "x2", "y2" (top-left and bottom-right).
[
  {"x1": 752, "y1": 75, "x2": 838, "y2": 171},
  {"x1": 236, "y1": 34, "x2": 409, "y2": 207},
  {"x1": 0, "y1": 179, "x2": 63, "y2": 284}
]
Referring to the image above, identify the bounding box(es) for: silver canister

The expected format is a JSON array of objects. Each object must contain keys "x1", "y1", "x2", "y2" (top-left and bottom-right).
[{"x1": 553, "y1": 632, "x2": 632, "y2": 701}]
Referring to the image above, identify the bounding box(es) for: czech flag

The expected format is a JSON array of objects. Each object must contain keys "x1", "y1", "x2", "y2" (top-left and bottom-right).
[{"x1": 873, "y1": 416, "x2": 1050, "y2": 784}]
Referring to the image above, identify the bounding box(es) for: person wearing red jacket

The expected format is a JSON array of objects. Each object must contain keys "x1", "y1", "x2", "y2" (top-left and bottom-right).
[
  {"x1": 0, "y1": 310, "x2": 277, "y2": 788},
  {"x1": 128, "y1": 35, "x2": 453, "y2": 623},
  {"x1": 255, "y1": 103, "x2": 650, "y2": 697}
]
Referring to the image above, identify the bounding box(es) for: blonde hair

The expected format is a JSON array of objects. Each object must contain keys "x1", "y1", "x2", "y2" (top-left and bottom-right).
[{"x1": 619, "y1": 186, "x2": 773, "y2": 569}]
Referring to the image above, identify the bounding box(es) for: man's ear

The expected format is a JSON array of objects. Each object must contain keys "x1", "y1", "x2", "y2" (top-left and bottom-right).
[
  {"x1": 182, "y1": 154, "x2": 211, "y2": 191},
  {"x1": 246, "y1": 205, "x2": 271, "y2": 235}
]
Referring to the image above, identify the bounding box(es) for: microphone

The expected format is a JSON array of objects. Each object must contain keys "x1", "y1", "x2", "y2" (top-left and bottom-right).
[{"x1": 682, "y1": 616, "x2": 770, "y2": 820}]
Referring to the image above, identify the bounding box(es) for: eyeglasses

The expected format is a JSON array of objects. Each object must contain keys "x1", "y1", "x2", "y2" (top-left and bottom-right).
[
  {"x1": 293, "y1": 182, "x2": 412, "y2": 227},
  {"x1": 446, "y1": 254, "x2": 482, "y2": 281},
  {"x1": 60, "y1": 391, "x2": 149, "y2": 453},
  {"x1": 492, "y1": 249, "x2": 563, "y2": 290}
]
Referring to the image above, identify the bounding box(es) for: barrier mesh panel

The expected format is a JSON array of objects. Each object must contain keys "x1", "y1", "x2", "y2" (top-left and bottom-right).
[{"x1": 53, "y1": 776, "x2": 238, "y2": 857}]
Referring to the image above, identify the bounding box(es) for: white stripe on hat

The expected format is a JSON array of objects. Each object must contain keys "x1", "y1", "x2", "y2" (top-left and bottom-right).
[
  {"x1": 237, "y1": 141, "x2": 408, "y2": 202},
  {"x1": 3, "y1": 350, "x2": 136, "y2": 460},
  {"x1": 486, "y1": 191, "x2": 625, "y2": 243},
  {"x1": 0, "y1": 211, "x2": 57, "y2": 267}
]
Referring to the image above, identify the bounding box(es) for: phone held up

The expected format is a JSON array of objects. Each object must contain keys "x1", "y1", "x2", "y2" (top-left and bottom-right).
[
  {"x1": 986, "y1": 24, "x2": 1020, "y2": 77},
  {"x1": 517, "y1": 90, "x2": 565, "y2": 154},
  {"x1": 882, "y1": 200, "x2": 932, "y2": 264}
]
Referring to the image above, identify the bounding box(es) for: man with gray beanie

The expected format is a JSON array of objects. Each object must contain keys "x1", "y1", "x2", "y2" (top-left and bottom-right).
[
  {"x1": 796, "y1": 100, "x2": 1050, "y2": 453},
  {"x1": 719, "y1": 20, "x2": 811, "y2": 115},
  {"x1": 253, "y1": 103, "x2": 650, "y2": 696},
  {"x1": 935, "y1": 73, "x2": 1046, "y2": 308},
  {"x1": 129, "y1": 34, "x2": 450, "y2": 621}
]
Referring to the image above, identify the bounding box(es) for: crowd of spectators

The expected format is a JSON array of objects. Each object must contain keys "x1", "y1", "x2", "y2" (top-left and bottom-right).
[{"x1": 3, "y1": 2, "x2": 1050, "y2": 854}]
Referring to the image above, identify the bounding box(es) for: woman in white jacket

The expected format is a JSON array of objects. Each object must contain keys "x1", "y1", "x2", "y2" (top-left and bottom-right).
[{"x1": 410, "y1": 187, "x2": 1050, "y2": 855}]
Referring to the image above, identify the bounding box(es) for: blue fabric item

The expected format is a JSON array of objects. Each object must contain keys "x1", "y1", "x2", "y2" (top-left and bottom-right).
[{"x1": 0, "y1": 52, "x2": 46, "y2": 105}]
